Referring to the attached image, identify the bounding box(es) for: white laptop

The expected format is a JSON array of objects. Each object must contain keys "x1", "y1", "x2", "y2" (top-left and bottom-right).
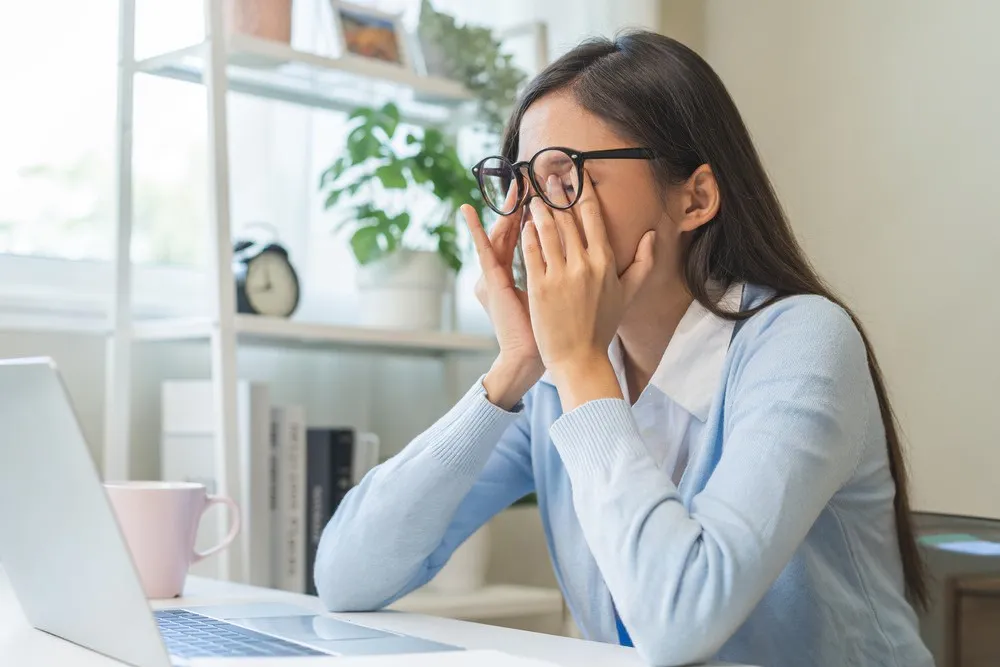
[{"x1": 0, "y1": 357, "x2": 458, "y2": 666}]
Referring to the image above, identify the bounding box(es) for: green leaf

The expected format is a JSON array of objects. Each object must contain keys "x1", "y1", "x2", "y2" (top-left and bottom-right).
[
  {"x1": 350, "y1": 226, "x2": 382, "y2": 264},
  {"x1": 405, "y1": 156, "x2": 432, "y2": 184},
  {"x1": 324, "y1": 188, "x2": 343, "y2": 210},
  {"x1": 349, "y1": 107, "x2": 375, "y2": 123},
  {"x1": 324, "y1": 178, "x2": 370, "y2": 210},
  {"x1": 381, "y1": 230, "x2": 399, "y2": 253},
  {"x1": 379, "y1": 102, "x2": 401, "y2": 137},
  {"x1": 318, "y1": 158, "x2": 346, "y2": 189},
  {"x1": 405, "y1": 132, "x2": 420, "y2": 145},
  {"x1": 347, "y1": 128, "x2": 385, "y2": 163},
  {"x1": 390, "y1": 211, "x2": 411, "y2": 235},
  {"x1": 437, "y1": 238, "x2": 462, "y2": 272},
  {"x1": 374, "y1": 162, "x2": 407, "y2": 190},
  {"x1": 429, "y1": 223, "x2": 457, "y2": 239},
  {"x1": 423, "y1": 128, "x2": 444, "y2": 150}
]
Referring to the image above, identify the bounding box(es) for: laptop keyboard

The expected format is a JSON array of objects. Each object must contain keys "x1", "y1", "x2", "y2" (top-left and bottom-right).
[{"x1": 155, "y1": 608, "x2": 326, "y2": 658}]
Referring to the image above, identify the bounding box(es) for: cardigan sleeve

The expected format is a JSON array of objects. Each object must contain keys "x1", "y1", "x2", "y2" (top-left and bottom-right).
[
  {"x1": 549, "y1": 296, "x2": 872, "y2": 666},
  {"x1": 314, "y1": 379, "x2": 534, "y2": 612}
]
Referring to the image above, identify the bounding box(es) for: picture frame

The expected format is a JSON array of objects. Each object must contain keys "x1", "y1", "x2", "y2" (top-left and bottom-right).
[{"x1": 328, "y1": 1, "x2": 414, "y2": 71}]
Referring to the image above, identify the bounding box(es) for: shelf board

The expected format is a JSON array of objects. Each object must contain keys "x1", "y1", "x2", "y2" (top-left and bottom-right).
[
  {"x1": 134, "y1": 35, "x2": 473, "y2": 124},
  {"x1": 389, "y1": 585, "x2": 564, "y2": 621},
  {"x1": 131, "y1": 315, "x2": 496, "y2": 355}
]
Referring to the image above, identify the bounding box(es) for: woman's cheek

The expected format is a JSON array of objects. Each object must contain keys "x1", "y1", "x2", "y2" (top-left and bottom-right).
[{"x1": 599, "y1": 211, "x2": 638, "y2": 272}]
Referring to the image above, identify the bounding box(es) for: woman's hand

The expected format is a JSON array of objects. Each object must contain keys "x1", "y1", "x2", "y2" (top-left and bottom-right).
[
  {"x1": 522, "y1": 171, "x2": 656, "y2": 410},
  {"x1": 462, "y1": 193, "x2": 545, "y2": 411}
]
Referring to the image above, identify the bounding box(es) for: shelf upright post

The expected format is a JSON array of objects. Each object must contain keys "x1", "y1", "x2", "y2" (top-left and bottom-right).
[
  {"x1": 203, "y1": 0, "x2": 245, "y2": 583},
  {"x1": 105, "y1": 0, "x2": 137, "y2": 482}
]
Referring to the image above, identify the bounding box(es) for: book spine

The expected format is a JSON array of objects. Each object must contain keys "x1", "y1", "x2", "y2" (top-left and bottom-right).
[
  {"x1": 284, "y1": 406, "x2": 307, "y2": 593},
  {"x1": 243, "y1": 384, "x2": 273, "y2": 587},
  {"x1": 305, "y1": 429, "x2": 334, "y2": 597},
  {"x1": 330, "y1": 428, "x2": 355, "y2": 517},
  {"x1": 304, "y1": 428, "x2": 353, "y2": 596},
  {"x1": 269, "y1": 407, "x2": 286, "y2": 590}
]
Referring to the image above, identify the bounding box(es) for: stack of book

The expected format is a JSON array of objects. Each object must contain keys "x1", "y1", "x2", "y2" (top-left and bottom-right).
[{"x1": 160, "y1": 380, "x2": 380, "y2": 593}]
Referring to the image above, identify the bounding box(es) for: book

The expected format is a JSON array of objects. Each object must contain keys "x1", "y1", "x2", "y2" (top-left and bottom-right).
[
  {"x1": 270, "y1": 405, "x2": 307, "y2": 593},
  {"x1": 160, "y1": 380, "x2": 272, "y2": 586},
  {"x1": 304, "y1": 428, "x2": 354, "y2": 596}
]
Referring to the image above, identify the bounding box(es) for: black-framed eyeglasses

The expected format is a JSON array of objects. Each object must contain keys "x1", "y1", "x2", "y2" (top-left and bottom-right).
[{"x1": 472, "y1": 146, "x2": 656, "y2": 217}]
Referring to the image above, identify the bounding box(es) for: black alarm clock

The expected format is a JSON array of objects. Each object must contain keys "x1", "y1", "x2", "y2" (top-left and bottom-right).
[{"x1": 233, "y1": 238, "x2": 300, "y2": 317}]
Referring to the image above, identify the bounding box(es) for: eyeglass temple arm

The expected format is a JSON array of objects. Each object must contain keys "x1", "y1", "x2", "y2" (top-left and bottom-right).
[{"x1": 576, "y1": 148, "x2": 656, "y2": 160}]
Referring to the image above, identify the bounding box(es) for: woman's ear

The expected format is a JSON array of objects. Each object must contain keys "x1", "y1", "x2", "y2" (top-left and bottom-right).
[{"x1": 677, "y1": 164, "x2": 720, "y2": 232}]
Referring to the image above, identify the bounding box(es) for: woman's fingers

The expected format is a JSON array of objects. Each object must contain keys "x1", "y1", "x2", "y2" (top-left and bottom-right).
[
  {"x1": 521, "y1": 220, "x2": 545, "y2": 283},
  {"x1": 620, "y1": 229, "x2": 657, "y2": 304},
  {"x1": 529, "y1": 198, "x2": 565, "y2": 270},
  {"x1": 491, "y1": 214, "x2": 519, "y2": 269},
  {"x1": 576, "y1": 169, "x2": 613, "y2": 260},
  {"x1": 543, "y1": 175, "x2": 585, "y2": 260},
  {"x1": 462, "y1": 204, "x2": 500, "y2": 273},
  {"x1": 488, "y1": 182, "x2": 523, "y2": 268}
]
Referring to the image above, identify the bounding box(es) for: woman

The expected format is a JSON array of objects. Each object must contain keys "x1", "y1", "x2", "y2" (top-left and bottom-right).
[{"x1": 315, "y1": 31, "x2": 933, "y2": 667}]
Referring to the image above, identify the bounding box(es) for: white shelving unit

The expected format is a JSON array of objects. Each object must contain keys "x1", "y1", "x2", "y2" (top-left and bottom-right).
[
  {"x1": 107, "y1": 0, "x2": 495, "y2": 584},
  {"x1": 132, "y1": 315, "x2": 497, "y2": 355}
]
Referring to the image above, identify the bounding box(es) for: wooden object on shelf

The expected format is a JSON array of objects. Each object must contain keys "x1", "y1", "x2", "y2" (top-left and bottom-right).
[
  {"x1": 944, "y1": 574, "x2": 1000, "y2": 667},
  {"x1": 225, "y1": 0, "x2": 292, "y2": 43}
]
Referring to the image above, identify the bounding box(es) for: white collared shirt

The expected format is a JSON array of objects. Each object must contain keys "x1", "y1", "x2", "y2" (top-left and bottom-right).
[{"x1": 609, "y1": 283, "x2": 745, "y2": 484}]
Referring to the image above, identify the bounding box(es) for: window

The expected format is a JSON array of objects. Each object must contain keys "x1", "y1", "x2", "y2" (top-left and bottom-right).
[
  {"x1": 0, "y1": 0, "x2": 655, "y2": 326},
  {"x1": 0, "y1": 1, "x2": 212, "y2": 265}
]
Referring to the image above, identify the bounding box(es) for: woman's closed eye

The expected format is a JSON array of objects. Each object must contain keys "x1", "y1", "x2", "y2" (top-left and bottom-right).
[{"x1": 544, "y1": 176, "x2": 577, "y2": 201}]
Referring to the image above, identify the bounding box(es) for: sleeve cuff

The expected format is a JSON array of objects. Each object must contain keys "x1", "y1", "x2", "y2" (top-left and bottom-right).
[
  {"x1": 426, "y1": 377, "x2": 523, "y2": 477},
  {"x1": 549, "y1": 398, "x2": 647, "y2": 476}
]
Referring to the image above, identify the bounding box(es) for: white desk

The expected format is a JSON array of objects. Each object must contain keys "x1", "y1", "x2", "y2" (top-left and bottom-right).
[{"x1": 0, "y1": 569, "x2": 745, "y2": 666}]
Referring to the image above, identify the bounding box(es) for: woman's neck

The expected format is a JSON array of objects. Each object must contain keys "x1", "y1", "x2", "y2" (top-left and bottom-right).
[{"x1": 617, "y1": 282, "x2": 693, "y2": 402}]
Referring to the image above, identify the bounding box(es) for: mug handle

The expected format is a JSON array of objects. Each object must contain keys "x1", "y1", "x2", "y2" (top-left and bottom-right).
[{"x1": 192, "y1": 495, "x2": 241, "y2": 563}]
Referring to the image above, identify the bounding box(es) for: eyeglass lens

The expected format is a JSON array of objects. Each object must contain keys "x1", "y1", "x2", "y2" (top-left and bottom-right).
[{"x1": 479, "y1": 149, "x2": 581, "y2": 215}]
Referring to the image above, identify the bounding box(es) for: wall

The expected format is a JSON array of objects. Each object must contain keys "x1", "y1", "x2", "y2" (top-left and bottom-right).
[
  {"x1": 659, "y1": 0, "x2": 705, "y2": 55},
  {"x1": 670, "y1": 1, "x2": 1000, "y2": 517}
]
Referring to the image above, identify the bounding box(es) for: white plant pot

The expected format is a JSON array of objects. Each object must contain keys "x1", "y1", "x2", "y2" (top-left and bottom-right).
[
  {"x1": 356, "y1": 250, "x2": 450, "y2": 331},
  {"x1": 425, "y1": 524, "x2": 491, "y2": 594}
]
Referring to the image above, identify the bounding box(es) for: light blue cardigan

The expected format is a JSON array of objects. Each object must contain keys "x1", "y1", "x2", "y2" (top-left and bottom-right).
[{"x1": 314, "y1": 285, "x2": 932, "y2": 667}]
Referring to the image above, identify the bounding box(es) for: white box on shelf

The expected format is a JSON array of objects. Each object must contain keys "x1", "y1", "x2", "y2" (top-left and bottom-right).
[{"x1": 161, "y1": 380, "x2": 272, "y2": 586}]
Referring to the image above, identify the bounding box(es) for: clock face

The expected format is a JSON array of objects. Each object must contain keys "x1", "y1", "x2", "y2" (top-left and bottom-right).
[{"x1": 245, "y1": 251, "x2": 299, "y2": 317}]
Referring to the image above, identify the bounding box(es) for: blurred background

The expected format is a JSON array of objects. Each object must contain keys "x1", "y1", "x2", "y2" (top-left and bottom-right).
[{"x1": 1, "y1": 0, "x2": 998, "y2": 663}]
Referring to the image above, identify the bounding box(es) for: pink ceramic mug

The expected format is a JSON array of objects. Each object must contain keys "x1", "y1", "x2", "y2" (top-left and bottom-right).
[{"x1": 104, "y1": 481, "x2": 241, "y2": 599}]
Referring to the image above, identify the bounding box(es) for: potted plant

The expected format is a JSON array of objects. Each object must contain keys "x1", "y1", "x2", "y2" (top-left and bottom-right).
[
  {"x1": 319, "y1": 102, "x2": 485, "y2": 330},
  {"x1": 416, "y1": 0, "x2": 528, "y2": 135}
]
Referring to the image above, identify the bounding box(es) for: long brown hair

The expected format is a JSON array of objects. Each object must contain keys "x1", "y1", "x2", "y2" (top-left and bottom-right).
[{"x1": 502, "y1": 31, "x2": 927, "y2": 608}]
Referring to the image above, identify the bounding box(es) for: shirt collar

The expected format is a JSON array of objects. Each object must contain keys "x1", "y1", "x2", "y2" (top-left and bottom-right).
[{"x1": 540, "y1": 283, "x2": 744, "y2": 422}]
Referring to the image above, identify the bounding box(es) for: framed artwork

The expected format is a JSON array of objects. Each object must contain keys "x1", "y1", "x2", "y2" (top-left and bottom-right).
[{"x1": 329, "y1": 1, "x2": 413, "y2": 70}]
